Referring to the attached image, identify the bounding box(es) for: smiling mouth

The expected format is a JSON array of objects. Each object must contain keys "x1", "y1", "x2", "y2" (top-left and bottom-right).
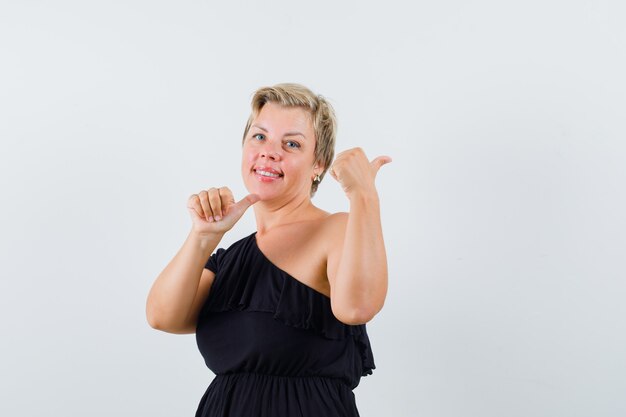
[{"x1": 254, "y1": 169, "x2": 283, "y2": 178}]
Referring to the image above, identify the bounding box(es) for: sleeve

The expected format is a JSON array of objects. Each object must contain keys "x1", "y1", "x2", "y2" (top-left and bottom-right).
[{"x1": 204, "y1": 248, "x2": 225, "y2": 273}]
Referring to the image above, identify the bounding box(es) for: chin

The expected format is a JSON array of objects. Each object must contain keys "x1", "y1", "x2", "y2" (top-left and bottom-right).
[
  {"x1": 251, "y1": 189, "x2": 279, "y2": 202},
  {"x1": 244, "y1": 175, "x2": 283, "y2": 200},
  {"x1": 242, "y1": 182, "x2": 267, "y2": 200}
]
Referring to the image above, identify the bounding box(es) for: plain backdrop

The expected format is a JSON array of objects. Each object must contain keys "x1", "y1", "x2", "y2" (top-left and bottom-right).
[{"x1": 1, "y1": 1, "x2": 625, "y2": 416}]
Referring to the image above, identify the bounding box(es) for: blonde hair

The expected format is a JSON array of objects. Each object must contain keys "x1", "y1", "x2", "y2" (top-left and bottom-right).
[{"x1": 242, "y1": 83, "x2": 337, "y2": 197}]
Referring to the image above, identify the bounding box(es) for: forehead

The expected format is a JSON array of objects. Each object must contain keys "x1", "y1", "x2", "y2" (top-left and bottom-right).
[{"x1": 253, "y1": 102, "x2": 314, "y2": 133}]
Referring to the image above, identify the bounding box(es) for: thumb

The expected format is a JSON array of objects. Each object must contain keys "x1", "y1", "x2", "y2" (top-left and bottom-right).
[
  {"x1": 370, "y1": 155, "x2": 392, "y2": 174},
  {"x1": 230, "y1": 193, "x2": 260, "y2": 218}
]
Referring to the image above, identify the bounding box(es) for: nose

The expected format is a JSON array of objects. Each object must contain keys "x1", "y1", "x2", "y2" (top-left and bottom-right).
[{"x1": 260, "y1": 146, "x2": 281, "y2": 161}]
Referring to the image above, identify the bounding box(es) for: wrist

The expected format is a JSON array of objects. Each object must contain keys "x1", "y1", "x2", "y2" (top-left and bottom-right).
[
  {"x1": 347, "y1": 188, "x2": 379, "y2": 204},
  {"x1": 188, "y1": 229, "x2": 224, "y2": 250}
]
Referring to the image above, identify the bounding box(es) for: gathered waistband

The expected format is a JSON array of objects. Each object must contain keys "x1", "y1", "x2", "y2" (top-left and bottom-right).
[
  {"x1": 213, "y1": 371, "x2": 353, "y2": 389},
  {"x1": 197, "y1": 371, "x2": 359, "y2": 417}
]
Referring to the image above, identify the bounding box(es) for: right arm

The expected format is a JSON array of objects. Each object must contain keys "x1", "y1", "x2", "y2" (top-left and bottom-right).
[
  {"x1": 145, "y1": 187, "x2": 259, "y2": 334},
  {"x1": 145, "y1": 230, "x2": 222, "y2": 334}
]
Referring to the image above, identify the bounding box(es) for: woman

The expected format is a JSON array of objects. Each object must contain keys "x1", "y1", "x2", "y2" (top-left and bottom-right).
[{"x1": 146, "y1": 83, "x2": 391, "y2": 417}]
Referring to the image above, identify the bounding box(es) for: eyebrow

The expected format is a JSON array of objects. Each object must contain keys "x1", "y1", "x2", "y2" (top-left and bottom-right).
[{"x1": 251, "y1": 124, "x2": 307, "y2": 139}]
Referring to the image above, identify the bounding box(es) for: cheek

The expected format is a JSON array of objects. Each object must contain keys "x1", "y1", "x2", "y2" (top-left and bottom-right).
[
  {"x1": 241, "y1": 147, "x2": 256, "y2": 166},
  {"x1": 285, "y1": 160, "x2": 309, "y2": 180}
]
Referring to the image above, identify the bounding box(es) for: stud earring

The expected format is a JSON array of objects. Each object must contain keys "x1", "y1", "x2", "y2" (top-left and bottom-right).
[{"x1": 313, "y1": 174, "x2": 321, "y2": 184}]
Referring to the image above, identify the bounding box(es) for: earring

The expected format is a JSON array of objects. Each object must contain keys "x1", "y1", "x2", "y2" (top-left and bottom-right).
[{"x1": 313, "y1": 174, "x2": 321, "y2": 184}]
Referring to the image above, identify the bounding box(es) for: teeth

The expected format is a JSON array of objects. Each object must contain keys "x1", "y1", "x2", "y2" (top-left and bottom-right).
[{"x1": 256, "y1": 170, "x2": 281, "y2": 178}]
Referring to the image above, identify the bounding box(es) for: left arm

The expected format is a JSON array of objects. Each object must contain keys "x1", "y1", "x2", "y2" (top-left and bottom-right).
[{"x1": 326, "y1": 148, "x2": 391, "y2": 325}]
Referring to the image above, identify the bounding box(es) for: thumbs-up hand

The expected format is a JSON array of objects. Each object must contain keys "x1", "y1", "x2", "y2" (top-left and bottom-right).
[
  {"x1": 329, "y1": 148, "x2": 391, "y2": 199},
  {"x1": 187, "y1": 186, "x2": 260, "y2": 235}
]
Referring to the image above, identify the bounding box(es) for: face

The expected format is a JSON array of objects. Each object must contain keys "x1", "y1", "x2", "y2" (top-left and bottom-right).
[{"x1": 242, "y1": 102, "x2": 319, "y2": 202}]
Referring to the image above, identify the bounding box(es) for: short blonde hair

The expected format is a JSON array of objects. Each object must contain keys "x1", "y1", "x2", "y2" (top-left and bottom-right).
[{"x1": 242, "y1": 83, "x2": 337, "y2": 197}]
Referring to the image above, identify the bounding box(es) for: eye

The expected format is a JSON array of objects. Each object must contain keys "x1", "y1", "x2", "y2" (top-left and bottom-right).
[
  {"x1": 252, "y1": 133, "x2": 265, "y2": 141},
  {"x1": 285, "y1": 140, "x2": 301, "y2": 149}
]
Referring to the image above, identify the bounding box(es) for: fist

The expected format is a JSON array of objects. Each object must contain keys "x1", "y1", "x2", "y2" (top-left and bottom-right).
[
  {"x1": 187, "y1": 186, "x2": 259, "y2": 235},
  {"x1": 329, "y1": 148, "x2": 391, "y2": 198}
]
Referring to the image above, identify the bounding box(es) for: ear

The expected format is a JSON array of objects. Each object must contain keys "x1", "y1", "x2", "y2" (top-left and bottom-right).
[{"x1": 311, "y1": 164, "x2": 322, "y2": 182}]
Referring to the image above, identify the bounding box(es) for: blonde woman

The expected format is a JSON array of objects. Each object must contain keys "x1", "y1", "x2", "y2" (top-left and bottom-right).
[{"x1": 146, "y1": 83, "x2": 391, "y2": 417}]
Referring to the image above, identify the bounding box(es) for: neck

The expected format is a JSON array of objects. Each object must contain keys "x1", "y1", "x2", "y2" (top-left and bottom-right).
[{"x1": 253, "y1": 193, "x2": 319, "y2": 234}]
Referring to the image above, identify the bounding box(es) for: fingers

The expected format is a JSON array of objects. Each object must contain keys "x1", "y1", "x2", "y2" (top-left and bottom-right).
[
  {"x1": 189, "y1": 187, "x2": 236, "y2": 222},
  {"x1": 207, "y1": 188, "x2": 222, "y2": 220},
  {"x1": 188, "y1": 187, "x2": 257, "y2": 224},
  {"x1": 195, "y1": 189, "x2": 215, "y2": 221},
  {"x1": 187, "y1": 193, "x2": 206, "y2": 221},
  {"x1": 331, "y1": 148, "x2": 392, "y2": 178},
  {"x1": 219, "y1": 187, "x2": 236, "y2": 207}
]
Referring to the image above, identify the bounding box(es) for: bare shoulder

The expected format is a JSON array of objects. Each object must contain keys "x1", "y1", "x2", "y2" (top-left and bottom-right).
[
  {"x1": 319, "y1": 211, "x2": 349, "y2": 250},
  {"x1": 321, "y1": 211, "x2": 348, "y2": 228}
]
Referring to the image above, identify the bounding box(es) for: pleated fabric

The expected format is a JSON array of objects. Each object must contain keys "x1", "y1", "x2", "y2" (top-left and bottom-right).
[{"x1": 194, "y1": 232, "x2": 375, "y2": 417}]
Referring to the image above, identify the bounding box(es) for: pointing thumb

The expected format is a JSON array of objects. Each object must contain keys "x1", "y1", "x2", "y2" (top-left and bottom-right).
[
  {"x1": 231, "y1": 193, "x2": 260, "y2": 218},
  {"x1": 371, "y1": 155, "x2": 392, "y2": 173}
]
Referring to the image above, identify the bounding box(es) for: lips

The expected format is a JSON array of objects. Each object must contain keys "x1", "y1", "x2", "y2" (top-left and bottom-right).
[{"x1": 253, "y1": 166, "x2": 283, "y2": 178}]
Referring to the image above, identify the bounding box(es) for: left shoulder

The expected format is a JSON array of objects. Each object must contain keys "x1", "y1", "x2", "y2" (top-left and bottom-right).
[
  {"x1": 319, "y1": 211, "x2": 348, "y2": 241},
  {"x1": 314, "y1": 212, "x2": 349, "y2": 262},
  {"x1": 323, "y1": 211, "x2": 349, "y2": 226}
]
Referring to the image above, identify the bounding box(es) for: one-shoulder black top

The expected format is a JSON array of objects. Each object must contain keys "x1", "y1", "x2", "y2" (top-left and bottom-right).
[{"x1": 194, "y1": 232, "x2": 375, "y2": 417}]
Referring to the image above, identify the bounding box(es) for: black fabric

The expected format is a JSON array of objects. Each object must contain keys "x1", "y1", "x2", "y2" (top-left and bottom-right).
[{"x1": 195, "y1": 232, "x2": 375, "y2": 417}]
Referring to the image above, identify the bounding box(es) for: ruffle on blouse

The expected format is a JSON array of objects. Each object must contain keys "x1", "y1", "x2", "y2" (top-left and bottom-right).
[{"x1": 202, "y1": 233, "x2": 375, "y2": 377}]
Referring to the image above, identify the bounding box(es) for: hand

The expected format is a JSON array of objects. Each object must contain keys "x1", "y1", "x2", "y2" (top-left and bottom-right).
[
  {"x1": 187, "y1": 187, "x2": 259, "y2": 235},
  {"x1": 329, "y1": 148, "x2": 391, "y2": 199}
]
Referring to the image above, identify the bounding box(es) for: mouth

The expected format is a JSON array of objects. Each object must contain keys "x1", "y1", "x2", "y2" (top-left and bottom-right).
[{"x1": 253, "y1": 167, "x2": 283, "y2": 178}]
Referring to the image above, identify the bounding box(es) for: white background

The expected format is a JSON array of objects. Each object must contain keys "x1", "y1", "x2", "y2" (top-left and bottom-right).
[{"x1": 1, "y1": 1, "x2": 625, "y2": 416}]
